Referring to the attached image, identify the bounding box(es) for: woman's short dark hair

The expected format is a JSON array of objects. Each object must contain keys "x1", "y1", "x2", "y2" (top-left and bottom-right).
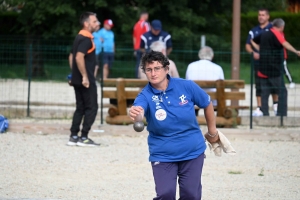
[
  {"x1": 79, "y1": 12, "x2": 96, "y2": 27},
  {"x1": 140, "y1": 51, "x2": 170, "y2": 73}
]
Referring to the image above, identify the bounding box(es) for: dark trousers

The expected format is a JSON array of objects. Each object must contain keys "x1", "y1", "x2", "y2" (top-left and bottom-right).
[
  {"x1": 135, "y1": 50, "x2": 142, "y2": 78},
  {"x1": 151, "y1": 153, "x2": 205, "y2": 200},
  {"x1": 70, "y1": 83, "x2": 98, "y2": 137},
  {"x1": 261, "y1": 76, "x2": 287, "y2": 116}
]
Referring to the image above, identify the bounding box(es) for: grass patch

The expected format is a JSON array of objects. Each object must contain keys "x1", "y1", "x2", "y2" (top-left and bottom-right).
[
  {"x1": 258, "y1": 168, "x2": 264, "y2": 176},
  {"x1": 1, "y1": 61, "x2": 300, "y2": 84},
  {"x1": 228, "y1": 170, "x2": 243, "y2": 175}
]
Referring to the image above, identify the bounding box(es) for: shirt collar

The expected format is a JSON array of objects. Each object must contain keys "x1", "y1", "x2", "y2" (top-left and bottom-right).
[
  {"x1": 147, "y1": 74, "x2": 174, "y2": 94},
  {"x1": 78, "y1": 30, "x2": 94, "y2": 39}
]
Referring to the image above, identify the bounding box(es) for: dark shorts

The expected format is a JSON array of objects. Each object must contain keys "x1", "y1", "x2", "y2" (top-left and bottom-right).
[
  {"x1": 103, "y1": 52, "x2": 114, "y2": 68},
  {"x1": 95, "y1": 54, "x2": 101, "y2": 66},
  {"x1": 261, "y1": 76, "x2": 281, "y2": 95}
]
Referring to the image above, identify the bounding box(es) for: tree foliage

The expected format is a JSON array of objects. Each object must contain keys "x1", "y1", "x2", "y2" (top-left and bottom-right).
[{"x1": 1, "y1": 0, "x2": 289, "y2": 47}]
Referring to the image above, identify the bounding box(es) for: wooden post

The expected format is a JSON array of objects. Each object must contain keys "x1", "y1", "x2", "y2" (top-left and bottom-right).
[
  {"x1": 216, "y1": 80, "x2": 226, "y2": 117},
  {"x1": 231, "y1": 0, "x2": 241, "y2": 106},
  {"x1": 116, "y1": 78, "x2": 127, "y2": 115}
]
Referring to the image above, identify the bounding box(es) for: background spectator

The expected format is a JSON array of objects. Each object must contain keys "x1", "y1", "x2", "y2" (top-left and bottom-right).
[
  {"x1": 245, "y1": 8, "x2": 276, "y2": 117},
  {"x1": 99, "y1": 19, "x2": 115, "y2": 79},
  {"x1": 140, "y1": 20, "x2": 172, "y2": 55},
  {"x1": 67, "y1": 12, "x2": 100, "y2": 147},
  {"x1": 251, "y1": 18, "x2": 300, "y2": 116},
  {"x1": 139, "y1": 41, "x2": 179, "y2": 79},
  {"x1": 133, "y1": 11, "x2": 150, "y2": 78},
  {"x1": 92, "y1": 21, "x2": 101, "y2": 78},
  {"x1": 185, "y1": 46, "x2": 224, "y2": 115}
]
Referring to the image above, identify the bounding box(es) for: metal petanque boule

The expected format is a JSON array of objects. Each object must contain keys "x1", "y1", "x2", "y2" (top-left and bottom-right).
[{"x1": 133, "y1": 121, "x2": 145, "y2": 132}]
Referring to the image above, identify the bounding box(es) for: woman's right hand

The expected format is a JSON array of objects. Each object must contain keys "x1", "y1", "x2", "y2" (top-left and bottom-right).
[{"x1": 129, "y1": 106, "x2": 144, "y2": 121}]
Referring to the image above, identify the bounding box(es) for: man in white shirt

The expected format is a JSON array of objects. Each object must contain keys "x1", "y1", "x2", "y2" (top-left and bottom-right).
[
  {"x1": 139, "y1": 40, "x2": 179, "y2": 79},
  {"x1": 186, "y1": 46, "x2": 224, "y2": 115}
]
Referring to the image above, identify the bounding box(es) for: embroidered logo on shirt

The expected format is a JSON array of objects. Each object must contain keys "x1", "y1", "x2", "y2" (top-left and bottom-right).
[
  {"x1": 152, "y1": 95, "x2": 160, "y2": 103},
  {"x1": 179, "y1": 94, "x2": 188, "y2": 105}
]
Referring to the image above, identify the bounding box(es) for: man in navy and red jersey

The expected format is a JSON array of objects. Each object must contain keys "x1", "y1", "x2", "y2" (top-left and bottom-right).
[
  {"x1": 67, "y1": 12, "x2": 100, "y2": 147},
  {"x1": 245, "y1": 8, "x2": 274, "y2": 117},
  {"x1": 251, "y1": 18, "x2": 300, "y2": 116},
  {"x1": 133, "y1": 11, "x2": 150, "y2": 78},
  {"x1": 140, "y1": 19, "x2": 172, "y2": 56}
]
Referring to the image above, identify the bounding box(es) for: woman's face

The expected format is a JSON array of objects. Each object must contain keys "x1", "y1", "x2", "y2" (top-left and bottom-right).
[{"x1": 144, "y1": 61, "x2": 168, "y2": 86}]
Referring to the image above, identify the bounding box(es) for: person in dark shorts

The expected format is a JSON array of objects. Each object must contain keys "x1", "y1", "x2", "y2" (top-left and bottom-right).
[
  {"x1": 67, "y1": 12, "x2": 100, "y2": 147},
  {"x1": 245, "y1": 8, "x2": 277, "y2": 116},
  {"x1": 98, "y1": 19, "x2": 115, "y2": 79},
  {"x1": 251, "y1": 18, "x2": 300, "y2": 116}
]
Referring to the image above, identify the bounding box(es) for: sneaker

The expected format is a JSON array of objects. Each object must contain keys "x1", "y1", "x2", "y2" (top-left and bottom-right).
[
  {"x1": 252, "y1": 108, "x2": 263, "y2": 117},
  {"x1": 273, "y1": 103, "x2": 278, "y2": 116},
  {"x1": 77, "y1": 137, "x2": 100, "y2": 147},
  {"x1": 67, "y1": 136, "x2": 79, "y2": 146},
  {"x1": 289, "y1": 82, "x2": 295, "y2": 89}
]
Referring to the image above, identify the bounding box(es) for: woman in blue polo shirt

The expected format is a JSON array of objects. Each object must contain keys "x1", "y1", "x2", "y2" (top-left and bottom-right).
[{"x1": 129, "y1": 51, "x2": 219, "y2": 200}]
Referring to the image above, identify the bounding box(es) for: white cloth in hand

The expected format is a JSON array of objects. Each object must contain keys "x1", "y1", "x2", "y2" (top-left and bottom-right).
[{"x1": 207, "y1": 129, "x2": 236, "y2": 157}]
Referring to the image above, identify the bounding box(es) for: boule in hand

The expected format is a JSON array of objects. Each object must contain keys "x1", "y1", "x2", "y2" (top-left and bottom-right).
[{"x1": 133, "y1": 121, "x2": 144, "y2": 132}]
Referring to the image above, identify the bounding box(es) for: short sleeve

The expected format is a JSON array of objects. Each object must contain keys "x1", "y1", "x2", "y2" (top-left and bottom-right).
[
  {"x1": 140, "y1": 35, "x2": 146, "y2": 48},
  {"x1": 271, "y1": 29, "x2": 286, "y2": 44},
  {"x1": 189, "y1": 80, "x2": 211, "y2": 109},
  {"x1": 133, "y1": 91, "x2": 149, "y2": 113},
  {"x1": 165, "y1": 35, "x2": 172, "y2": 48},
  {"x1": 246, "y1": 29, "x2": 254, "y2": 44},
  {"x1": 77, "y1": 38, "x2": 92, "y2": 54}
]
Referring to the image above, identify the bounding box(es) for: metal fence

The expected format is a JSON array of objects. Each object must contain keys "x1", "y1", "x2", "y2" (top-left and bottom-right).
[{"x1": 0, "y1": 35, "x2": 299, "y2": 127}]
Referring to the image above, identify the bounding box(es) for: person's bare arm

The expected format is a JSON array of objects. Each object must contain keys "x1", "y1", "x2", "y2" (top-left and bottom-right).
[
  {"x1": 282, "y1": 41, "x2": 300, "y2": 56},
  {"x1": 69, "y1": 53, "x2": 73, "y2": 69},
  {"x1": 204, "y1": 102, "x2": 219, "y2": 143},
  {"x1": 94, "y1": 65, "x2": 99, "y2": 77},
  {"x1": 250, "y1": 39, "x2": 260, "y2": 51},
  {"x1": 133, "y1": 37, "x2": 136, "y2": 48},
  {"x1": 166, "y1": 47, "x2": 172, "y2": 56},
  {"x1": 245, "y1": 44, "x2": 253, "y2": 53},
  {"x1": 140, "y1": 48, "x2": 146, "y2": 53},
  {"x1": 169, "y1": 60, "x2": 179, "y2": 78},
  {"x1": 75, "y1": 52, "x2": 89, "y2": 88}
]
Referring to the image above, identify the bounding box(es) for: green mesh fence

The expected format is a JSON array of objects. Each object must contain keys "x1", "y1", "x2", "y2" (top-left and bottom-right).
[{"x1": 0, "y1": 35, "x2": 299, "y2": 127}]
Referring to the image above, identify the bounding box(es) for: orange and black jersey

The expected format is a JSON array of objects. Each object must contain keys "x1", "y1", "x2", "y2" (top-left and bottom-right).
[{"x1": 70, "y1": 30, "x2": 96, "y2": 86}]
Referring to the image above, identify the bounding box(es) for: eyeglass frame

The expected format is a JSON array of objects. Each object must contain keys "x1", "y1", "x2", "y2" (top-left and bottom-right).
[{"x1": 144, "y1": 66, "x2": 165, "y2": 74}]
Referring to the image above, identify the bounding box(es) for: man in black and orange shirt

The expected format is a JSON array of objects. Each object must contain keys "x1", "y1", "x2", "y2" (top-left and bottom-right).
[
  {"x1": 251, "y1": 18, "x2": 300, "y2": 116},
  {"x1": 67, "y1": 12, "x2": 100, "y2": 147}
]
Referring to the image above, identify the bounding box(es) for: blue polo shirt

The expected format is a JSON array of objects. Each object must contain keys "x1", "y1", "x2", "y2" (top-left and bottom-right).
[
  {"x1": 140, "y1": 30, "x2": 172, "y2": 51},
  {"x1": 92, "y1": 31, "x2": 102, "y2": 55},
  {"x1": 133, "y1": 75, "x2": 210, "y2": 162},
  {"x1": 98, "y1": 28, "x2": 114, "y2": 53}
]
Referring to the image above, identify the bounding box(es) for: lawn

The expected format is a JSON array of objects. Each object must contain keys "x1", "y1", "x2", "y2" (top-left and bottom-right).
[{"x1": 0, "y1": 61, "x2": 299, "y2": 84}]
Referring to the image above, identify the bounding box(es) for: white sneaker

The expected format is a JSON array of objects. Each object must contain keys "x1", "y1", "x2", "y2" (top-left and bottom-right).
[
  {"x1": 289, "y1": 82, "x2": 295, "y2": 89},
  {"x1": 252, "y1": 108, "x2": 263, "y2": 116},
  {"x1": 273, "y1": 103, "x2": 278, "y2": 116}
]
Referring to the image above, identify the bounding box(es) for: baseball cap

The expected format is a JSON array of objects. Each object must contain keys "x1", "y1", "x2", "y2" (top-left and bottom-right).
[
  {"x1": 104, "y1": 19, "x2": 114, "y2": 27},
  {"x1": 151, "y1": 20, "x2": 162, "y2": 31}
]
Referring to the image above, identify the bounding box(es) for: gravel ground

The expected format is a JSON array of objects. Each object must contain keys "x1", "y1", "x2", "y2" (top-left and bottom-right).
[{"x1": 0, "y1": 131, "x2": 300, "y2": 200}]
